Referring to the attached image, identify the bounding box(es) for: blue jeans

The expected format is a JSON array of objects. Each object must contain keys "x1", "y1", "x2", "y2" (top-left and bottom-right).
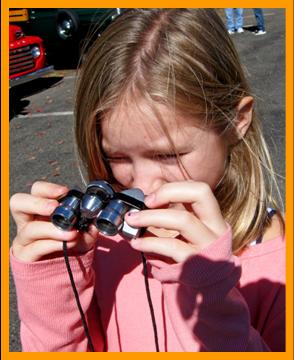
[
  {"x1": 253, "y1": 8, "x2": 265, "y2": 31},
  {"x1": 225, "y1": 8, "x2": 244, "y2": 31}
]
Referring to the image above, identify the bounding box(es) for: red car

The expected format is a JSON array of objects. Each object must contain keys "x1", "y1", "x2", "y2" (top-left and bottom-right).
[{"x1": 9, "y1": 24, "x2": 53, "y2": 87}]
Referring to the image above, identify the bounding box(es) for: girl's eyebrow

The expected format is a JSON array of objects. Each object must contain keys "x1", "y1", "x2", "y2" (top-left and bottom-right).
[
  {"x1": 102, "y1": 130, "x2": 195, "y2": 155},
  {"x1": 103, "y1": 145, "x2": 192, "y2": 157}
]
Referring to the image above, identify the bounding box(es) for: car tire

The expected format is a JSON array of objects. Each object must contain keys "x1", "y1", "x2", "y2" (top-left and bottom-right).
[{"x1": 56, "y1": 9, "x2": 80, "y2": 40}]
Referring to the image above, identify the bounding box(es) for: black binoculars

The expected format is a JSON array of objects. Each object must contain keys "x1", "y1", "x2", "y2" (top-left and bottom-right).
[{"x1": 51, "y1": 180, "x2": 146, "y2": 239}]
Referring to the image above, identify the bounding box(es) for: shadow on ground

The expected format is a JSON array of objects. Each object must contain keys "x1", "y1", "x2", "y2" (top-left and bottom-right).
[
  {"x1": 243, "y1": 25, "x2": 259, "y2": 33},
  {"x1": 9, "y1": 77, "x2": 64, "y2": 120}
]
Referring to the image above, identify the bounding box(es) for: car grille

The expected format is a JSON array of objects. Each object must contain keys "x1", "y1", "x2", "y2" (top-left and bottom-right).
[{"x1": 9, "y1": 46, "x2": 35, "y2": 76}]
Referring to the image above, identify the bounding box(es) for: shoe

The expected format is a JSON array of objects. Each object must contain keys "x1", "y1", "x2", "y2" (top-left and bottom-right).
[
  {"x1": 255, "y1": 30, "x2": 266, "y2": 35},
  {"x1": 237, "y1": 27, "x2": 244, "y2": 33},
  {"x1": 228, "y1": 29, "x2": 235, "y2": 35}
]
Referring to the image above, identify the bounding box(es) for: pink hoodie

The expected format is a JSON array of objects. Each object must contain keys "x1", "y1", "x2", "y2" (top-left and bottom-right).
[{"x1": 10, "y1": 226, "x2": 285, "y2": 352}]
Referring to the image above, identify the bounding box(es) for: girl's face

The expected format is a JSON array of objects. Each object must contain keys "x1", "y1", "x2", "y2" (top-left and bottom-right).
[{"x1": 102, "y1": 102, "x2": 229, "y2": 196}]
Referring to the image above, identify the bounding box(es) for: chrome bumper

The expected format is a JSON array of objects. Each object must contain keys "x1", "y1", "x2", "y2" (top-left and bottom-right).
[{"x1": 9, "y1": 65, "x2": 54, "y2": 87}]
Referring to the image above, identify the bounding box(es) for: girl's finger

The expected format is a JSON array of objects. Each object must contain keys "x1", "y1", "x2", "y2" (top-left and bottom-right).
[
  {"x1": 85, "y1": 224, "x2": 101, "y2": 242},
  {"x1": 15, "y1": 221, "x2": 78, "y2": 246},
  {"x1": 10, "y1": 193, "x2": 59, "y2": 230},
  {"x1": 12, "y1": 238, "x2": 80, "y2": 263},
  {"x1": 73, "y1": 224, "x2": 100, "y2": 252},
  {"x1": 145, "y1": 181, "x2": 227, "y2": 236},
  {"x1": 30, "y1": 181, "x2": 69, "y2": 198},
  {"x1": 126, "y1": 209, "x2": 216, "y2": 247},
  {"x1": 13, "y1": 225, "x2": 98, "y2": 262},
  {"x1": 130, "y1": 236, "x2": 197, "y2": 263}
]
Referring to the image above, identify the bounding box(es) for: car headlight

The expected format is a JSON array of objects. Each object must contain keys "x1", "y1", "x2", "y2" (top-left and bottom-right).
[{"x1": 31, "y1": 46, "x2": 41, "y2": 58}]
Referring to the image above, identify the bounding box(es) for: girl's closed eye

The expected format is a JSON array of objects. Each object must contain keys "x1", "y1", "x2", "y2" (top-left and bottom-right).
[
  {"x1": 155, "y1": 153, "x2": 188, "y2": 163},
  {"x1": 105, "y1": 155, "x2": 131, "y2": 164}
]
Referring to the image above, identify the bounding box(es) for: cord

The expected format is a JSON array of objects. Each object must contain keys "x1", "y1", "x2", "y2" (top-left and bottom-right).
[
  {"x1": 62, "y1": 241, "x2": 95, "y2": 352},
  {"x1": 62, "y1": 242, "x2": 159, "y2": 352},
  {"x1": 141, "y1": 252, "x2": 160, "y2": 352}
]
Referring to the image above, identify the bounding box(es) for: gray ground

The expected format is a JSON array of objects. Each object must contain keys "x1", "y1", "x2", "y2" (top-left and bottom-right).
[{"x1": 9, "y1": 8, "x2": 285, "y2": 351}]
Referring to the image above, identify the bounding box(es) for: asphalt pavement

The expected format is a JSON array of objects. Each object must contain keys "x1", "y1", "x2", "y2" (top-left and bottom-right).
[{"x1": 9, "y1": 8, "x2": 285, "y2": 351}]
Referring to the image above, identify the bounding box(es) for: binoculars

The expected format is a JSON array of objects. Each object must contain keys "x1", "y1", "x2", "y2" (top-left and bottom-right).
[{"x1": 51, "y1": 180, "x2": 146, "y2": 239}]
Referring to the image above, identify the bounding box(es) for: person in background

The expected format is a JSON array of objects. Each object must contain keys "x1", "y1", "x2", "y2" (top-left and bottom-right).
[
  {"x1": 225, "y1": 8, "x2": 244, "y2": 34},
  {"x1": 253, "y1": 8, "x2": 267, "y2": 35}
]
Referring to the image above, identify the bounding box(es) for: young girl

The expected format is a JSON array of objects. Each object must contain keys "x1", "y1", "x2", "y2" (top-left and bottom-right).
[{"x1": 10, "y1": 9, "x2": 285, "y2": 352}]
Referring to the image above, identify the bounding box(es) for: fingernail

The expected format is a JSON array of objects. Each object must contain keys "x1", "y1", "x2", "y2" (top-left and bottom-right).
[
  {"x1": 126, "y1": 211, "x2": 138, "y2": 218},
  {"x1": 145, "y1": 193, "x2": 155, "y2": 206},
  {"x1": 58, "y1": 187, "x2": 68, "y2": 195},
  {"x1": 46, "y1": 200, "x2": 58, "y2": 209}
]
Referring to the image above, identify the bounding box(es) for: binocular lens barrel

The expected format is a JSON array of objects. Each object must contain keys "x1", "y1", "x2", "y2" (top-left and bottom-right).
[
  {"x1": 51, "y1": 192, "x2": 82, "y2": 231},
  {"x1": 51, "y1": 205, "x2": 78, "y2": 230},
  {"x1": 96, "y1": 219, "x2": 118, "y2": 236},
  {"x1": 95, "y1": 199, "x2": 129, "y2": 236}
]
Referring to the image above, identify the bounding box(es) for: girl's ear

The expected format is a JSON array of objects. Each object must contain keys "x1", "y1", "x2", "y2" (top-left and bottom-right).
[{"x1": 235, "y1": 96, "x2": 254, "y2": 139}]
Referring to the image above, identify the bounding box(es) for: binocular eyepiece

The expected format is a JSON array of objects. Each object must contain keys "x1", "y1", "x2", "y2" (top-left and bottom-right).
[{"x1": 51, "y1": 180, "x2": 145, "y2": 239}]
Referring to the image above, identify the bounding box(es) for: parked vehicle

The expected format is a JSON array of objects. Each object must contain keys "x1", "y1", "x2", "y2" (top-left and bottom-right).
[
  {"x1": 9, "y1": 8, "x2": 124, "y2": 66},
  {"x1": 9, "y1": 24, "x2": 53, "y2": 87}
]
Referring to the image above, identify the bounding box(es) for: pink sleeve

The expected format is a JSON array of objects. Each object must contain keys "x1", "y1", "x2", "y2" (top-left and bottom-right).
[
  {"x1": 10, "y1": 248, "x2": 104, "y2": 352},
  {"x1": 150, "y1": 227, "x2": 272, "y2": 351}
]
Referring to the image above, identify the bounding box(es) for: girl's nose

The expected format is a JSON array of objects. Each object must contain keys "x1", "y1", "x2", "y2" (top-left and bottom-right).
[
  {"x1": 132, "y1": 175, "x2": 163, "y2": 196},
  {"x1": 131, "y1": 161, "x2": 164, "y2": 195}
]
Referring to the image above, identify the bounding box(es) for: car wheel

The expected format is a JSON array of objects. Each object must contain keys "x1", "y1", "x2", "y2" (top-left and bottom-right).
[{"x1": 56, "y1": 10, "x2": 79, "y2": 40}]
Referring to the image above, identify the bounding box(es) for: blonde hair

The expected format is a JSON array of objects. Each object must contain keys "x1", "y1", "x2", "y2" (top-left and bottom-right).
[{"x1": 75, "y1": 8, "x2": 284, "y2": 253}]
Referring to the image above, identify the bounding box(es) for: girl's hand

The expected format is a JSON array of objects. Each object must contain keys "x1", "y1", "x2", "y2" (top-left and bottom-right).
[
  {"x1": 10, "y1": 181, "x2": 100, "y2": 262},
  {"x1": 125, "y1": 181, "x2": 228, "y2": 263}
]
